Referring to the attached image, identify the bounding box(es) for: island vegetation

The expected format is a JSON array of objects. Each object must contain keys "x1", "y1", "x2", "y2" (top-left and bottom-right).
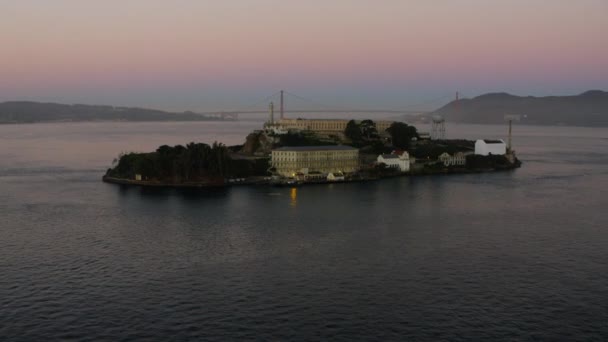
[{"x1": 105, "y1": 143, "x2": 268, "y2": 186}]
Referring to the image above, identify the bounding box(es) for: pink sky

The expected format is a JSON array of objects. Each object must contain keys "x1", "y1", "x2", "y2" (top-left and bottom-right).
[{"x1": 1, "y1": 0, "x2": 607, "y2": 111}]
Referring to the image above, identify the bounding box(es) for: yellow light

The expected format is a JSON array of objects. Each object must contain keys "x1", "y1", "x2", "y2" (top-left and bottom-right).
[{"x1": 290, "y1": 187, "x2": 297, "y2": 208}]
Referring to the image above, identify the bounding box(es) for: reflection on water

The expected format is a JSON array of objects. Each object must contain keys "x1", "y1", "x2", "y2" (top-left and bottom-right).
[{"x1": 290, "y1": 187, "x2": 298, "y2": 207}]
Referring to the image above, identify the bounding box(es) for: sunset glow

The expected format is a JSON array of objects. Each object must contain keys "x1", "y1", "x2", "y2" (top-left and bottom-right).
[{"x1": 2, "y1": 0, "x2": 607, "y2": 110}]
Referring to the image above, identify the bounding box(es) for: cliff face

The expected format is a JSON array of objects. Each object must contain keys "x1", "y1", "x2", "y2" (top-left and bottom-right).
[
  {"x1": 240, "y1": 131, "x2": 276, "y2": 156},
  {"x1": 433, "y1": 90, "x2": 608, "y2": 126}
]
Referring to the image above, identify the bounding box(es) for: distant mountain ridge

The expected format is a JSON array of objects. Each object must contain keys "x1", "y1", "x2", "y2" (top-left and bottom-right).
[
  {"x1": 432, "y1": 90, "x2": 608, "y2": 126},
  {"x1": 0, "y1": 101, "x2": 219, "y2": 123}
]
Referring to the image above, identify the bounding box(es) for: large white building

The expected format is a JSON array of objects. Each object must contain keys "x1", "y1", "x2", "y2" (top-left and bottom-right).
[
  {"x1": 276, "y1": 118, "x2": 394, "y2": 135},
  {"x1": 271, "y1": 145, "x2": 359, "y2": 177},
  {"x1": 377, "y1": 151, "x2": 410, "y2": 172},
  {"x1": 475, "y1": 139, "x2": 506, "y2": 156}
]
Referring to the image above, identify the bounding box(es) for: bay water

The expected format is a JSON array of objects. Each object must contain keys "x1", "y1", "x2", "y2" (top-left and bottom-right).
[{"x1": 1, "y1": 121, "x2": 607, "y2": 341}]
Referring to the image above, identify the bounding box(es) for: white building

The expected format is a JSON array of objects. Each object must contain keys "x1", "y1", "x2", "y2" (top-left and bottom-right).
[
  {"x1": 438, "y1": 152, "x2": 466, "y2": 167},
  {"x1": 475, "y1": 139, "x2": 506, "y2": 156},
  {"x1": 271, "y1": 145, "x2": 359, "y2": 177},
  {"x1": 327, "y1": 172, "x2": 345, "y2": 181},
  {"x1": 377, "y1": 151, "x2": 410, "y2": 172}
]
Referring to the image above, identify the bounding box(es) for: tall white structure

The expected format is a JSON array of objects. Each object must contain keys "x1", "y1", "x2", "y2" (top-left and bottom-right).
[{"x1": 475, "y1": 139, "x2": 506, "y2": 155}]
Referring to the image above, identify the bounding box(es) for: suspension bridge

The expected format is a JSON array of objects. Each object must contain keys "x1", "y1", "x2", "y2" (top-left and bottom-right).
[{"x1": 200, "y1": 90, "x2": 457, "y2": 120}]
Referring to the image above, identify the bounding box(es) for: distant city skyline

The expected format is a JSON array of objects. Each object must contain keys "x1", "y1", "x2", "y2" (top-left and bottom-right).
[{"x1": 1, "y1": 0, "x2": 607, "y2": 111}]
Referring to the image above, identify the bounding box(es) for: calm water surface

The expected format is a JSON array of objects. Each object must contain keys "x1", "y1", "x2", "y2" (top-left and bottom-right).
[{"x1": 1, "y1": 121, "x2": 607, "y2": 341}]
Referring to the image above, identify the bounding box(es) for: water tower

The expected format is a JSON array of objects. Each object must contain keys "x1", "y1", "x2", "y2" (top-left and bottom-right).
[{"x1": 431, "y1": 115, "x2": 446, "y2": 140}]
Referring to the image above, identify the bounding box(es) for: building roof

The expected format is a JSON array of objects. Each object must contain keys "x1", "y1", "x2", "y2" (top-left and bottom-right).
[
  {"x1": 273, "y1": 145, "x2": 357, "y2": 152},
  {"x1": 481, "y1": 139, "x2": 505, "y2": 144},
  {"x1": 380, "y1": 154, "x2": 400, "y2": 159},
  {"x1": 392, "y1": 150, "x2": 409, "y2": 156}
]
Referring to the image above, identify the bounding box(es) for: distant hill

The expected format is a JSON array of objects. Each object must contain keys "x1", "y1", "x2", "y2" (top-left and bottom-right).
[
  {"x1": 429, "y1": 90, "x2": 608, "y2": 126},
  {"x1": 0, "y1": 101, "x2": 220, "y2": 123}
]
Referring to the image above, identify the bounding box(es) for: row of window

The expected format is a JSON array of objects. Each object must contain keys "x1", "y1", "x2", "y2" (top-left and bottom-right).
[{"x1": 273, "y1": 156, "x2": 357, "y2": 161}]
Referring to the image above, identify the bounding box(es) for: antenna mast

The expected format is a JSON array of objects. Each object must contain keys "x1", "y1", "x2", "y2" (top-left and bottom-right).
[
  {"x1": 280, "y1": 90, "x2": 284, "y2": 120},
  {"x1": 504, "y1": 115, "x2": 521, "y2": 152}
]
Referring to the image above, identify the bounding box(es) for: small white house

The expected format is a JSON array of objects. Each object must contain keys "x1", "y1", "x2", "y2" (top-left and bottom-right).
[
  {"x1": 327, "y1": 172, "x2": 345, "y2": 181},
  {"x1": 377, "y1": 151, "x2": 410, "y2": 172},
  {"x1": 475, "y1": 139, "x2": 506, "y2": 156},
  {"x1": 438, "y1": 152, "x2": 466, "y2": 167}
]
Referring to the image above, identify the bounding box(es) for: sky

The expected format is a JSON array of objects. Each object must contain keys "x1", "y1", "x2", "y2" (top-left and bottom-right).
[{"x1": 1, "y1": 0, "x2": 607, "y2": 112}]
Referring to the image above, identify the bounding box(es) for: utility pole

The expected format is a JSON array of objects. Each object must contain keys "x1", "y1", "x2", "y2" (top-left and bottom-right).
[
  {"x1": 508, "y1": 119, "x2": 512, "y2": 151},
  {"x1": 280, "y1": 90, "x2": 284, "y2": 120},
  {"x1": 504, "y1": 115, "x2": 521, "y2": 153}
]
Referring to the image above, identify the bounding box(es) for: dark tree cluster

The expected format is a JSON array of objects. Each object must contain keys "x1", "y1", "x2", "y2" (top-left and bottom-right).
[
  {"x1": 410, "y1": 144, "x2": 464, "y2": 159},
  {"x1": 345, "y1": 120, "x2": 418, "y2": 151},
  {"x1": 359, "y1": 120, "x2": 379, "y2": 140},
  {"x1": 344, "y1": 119, "x2": 379, "y2": 145},
  {"x1": 279, "y1": 131, "x2": 336, "y2": 147},
  {"x1": 106, "y1": 142, "x2": 233, "y2": 182},
  {"x1": 386, "y1": 122, "x2": 418, "y2": 149},
  {"x1": 344, "y1": 120, "x2": 362, "y2": 143},
  {"x1": 410, "y1": 139, "x2": 473, "y2": 159}
]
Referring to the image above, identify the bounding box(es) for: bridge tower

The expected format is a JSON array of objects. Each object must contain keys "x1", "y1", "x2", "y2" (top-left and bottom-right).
[{"x1": 269, "y1": 102, "x2": 275, "y2": 125}]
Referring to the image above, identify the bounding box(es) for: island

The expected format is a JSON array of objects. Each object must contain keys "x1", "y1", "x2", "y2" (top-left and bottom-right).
[{"x1": 103, "y1": 116, "x2": 521, "y2": 188}]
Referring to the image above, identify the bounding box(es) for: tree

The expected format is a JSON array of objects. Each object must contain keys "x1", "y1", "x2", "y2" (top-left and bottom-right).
[
  {"x1": 133, "y1": 153, "x2": 156, "y2": 179},
  {"x1": 386, "y1": 122, "x2": 418, "y2": 149},
  {"x1": 344, "y1": 120, "x2": 362, "y2": 143},
  {"x1": 359, "y1": 119, "x2": 378, "y2": 140}
]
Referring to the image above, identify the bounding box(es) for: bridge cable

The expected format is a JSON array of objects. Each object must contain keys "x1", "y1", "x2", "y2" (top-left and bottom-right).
[
  {"x1": 283, "y1": 91, "x2": 361, "y2": 112},
  {"x1": 236, "y1": 91, "x2": 281, "y2": 112}
]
